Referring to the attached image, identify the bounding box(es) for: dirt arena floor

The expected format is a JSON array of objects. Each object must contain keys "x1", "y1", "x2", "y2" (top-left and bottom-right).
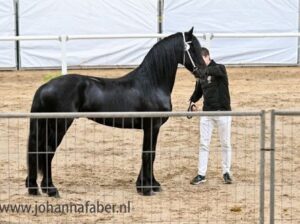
[{"x1": 0, "y1": 67, "x2": 299, "y2": 223}]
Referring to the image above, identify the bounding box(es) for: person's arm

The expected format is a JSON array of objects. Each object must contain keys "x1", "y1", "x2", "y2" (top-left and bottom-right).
[
  {"x1": 207, "y1": 64, "x2": 227, "y2": 77},
  {"x1": 189, "y1": 79, "x2": 203, "y2": 103}
]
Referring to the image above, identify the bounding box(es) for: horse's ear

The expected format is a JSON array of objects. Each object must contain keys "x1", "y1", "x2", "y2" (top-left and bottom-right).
[{"x1": 186, "y1": 27, "x2": 194, "y2": 40}]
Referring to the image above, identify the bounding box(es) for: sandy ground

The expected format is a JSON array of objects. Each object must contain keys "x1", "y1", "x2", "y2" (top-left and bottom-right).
[{"x1": 0, "y1": 67, "x2": 299, "y2": 223}]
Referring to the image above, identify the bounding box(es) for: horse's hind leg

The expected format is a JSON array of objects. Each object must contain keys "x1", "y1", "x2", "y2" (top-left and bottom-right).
[
  {"x1": 26, "y1": 118, "x2": 43, "y2": 195},
  {"x1": 40, "y1": 118, "x2": 73, "y2": 197}
]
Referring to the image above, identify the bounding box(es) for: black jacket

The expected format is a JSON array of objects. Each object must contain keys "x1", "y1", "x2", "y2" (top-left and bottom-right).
[{"x1": 190, "y1": 60, "x2": 231, "y2": 111}]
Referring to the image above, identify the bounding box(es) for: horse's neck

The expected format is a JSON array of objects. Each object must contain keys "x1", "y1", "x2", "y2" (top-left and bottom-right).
[{"x1": 138, "y1": 46, "x2": 180, "y2": 94}]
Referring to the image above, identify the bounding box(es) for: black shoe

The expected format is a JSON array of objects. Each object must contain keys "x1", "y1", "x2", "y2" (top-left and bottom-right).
[
  {"x1": 190, "y1": 175, "x2": 206, "y2": 185},
  {"x1": 223, "y1": 173, "x2": 232, "y2": 184}
]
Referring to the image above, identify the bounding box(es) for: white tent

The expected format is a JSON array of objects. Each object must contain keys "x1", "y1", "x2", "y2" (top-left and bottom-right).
[
  {"x1": 0, "y1": 0, "x2": 16, "y2": 68},
  {"x1": 19, "y1": 0, "x2": 157, "y2": 68},
  {"x1": 164, "y1": 0, "x2": 299, "y2": 64},
  {"x1": 0, "y1": 0, "x2": 299, "y2": 68}
]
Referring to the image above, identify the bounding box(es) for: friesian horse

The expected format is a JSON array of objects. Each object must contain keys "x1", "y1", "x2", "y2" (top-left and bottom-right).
[{"x1": 26, "y1": 28, "x2": 206, "y2": 197}]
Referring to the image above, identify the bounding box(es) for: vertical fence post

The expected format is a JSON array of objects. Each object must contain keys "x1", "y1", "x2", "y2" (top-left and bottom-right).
[
  {"x1": 14, "y1": 0, "x2": 20, "y2": 70},
  {"x1": 260, "y1": 110, "x2": 266, "y2": 224},
  {"x1": 270, "y1": 110, "x2": 275, "y2": 224},
  {"x1": 60, "y1": 35, "x2": 68, "y2": 75}
]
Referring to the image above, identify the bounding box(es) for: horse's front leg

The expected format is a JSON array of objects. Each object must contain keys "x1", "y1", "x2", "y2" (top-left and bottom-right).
[{"x1": 136, "y1": 123, "x2": 161, "y2": 196}]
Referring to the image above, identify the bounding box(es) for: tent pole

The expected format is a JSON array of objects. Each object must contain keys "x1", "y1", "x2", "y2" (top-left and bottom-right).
[
  {"x1": 14, "y1": 0, "x2": 20, "y2": 70},
  {"x1": 298, "y1": 0, "x2": 300, "y2": 64},
  {"x1": 157, "y1": 0, "x2": 164, "y2": 42}
]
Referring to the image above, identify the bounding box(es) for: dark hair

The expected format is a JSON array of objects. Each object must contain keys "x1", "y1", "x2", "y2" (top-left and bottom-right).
[{"x1": 201, "y1": 47, "x2": 210, "y2": 57}]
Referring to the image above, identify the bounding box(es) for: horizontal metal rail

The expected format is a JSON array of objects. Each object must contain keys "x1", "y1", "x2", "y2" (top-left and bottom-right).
[
  {"x1": 211, "y1": 32, "x2": 300, "y2": 38},
  {"x1": 0, "y1": 35, "x2": 60, "y2": 41},
  {"x1": 0, "y1": 111, "x2": 263, "y2": 119},
  {"x1": 68, "y1": 33, "x2": 179, "y2": 40},
  {"x1": 0, "y1": 33, "x2": 199, "y2": 41},
  {"x1": 1, "y1": 33, "x2": 300, "y2": 41},
  {"x1": 272, "y1": 110, "x2": 300, "y2": 116},
  {"x1": 2, "y1": 33, "x2": 299, "y2": 74}
]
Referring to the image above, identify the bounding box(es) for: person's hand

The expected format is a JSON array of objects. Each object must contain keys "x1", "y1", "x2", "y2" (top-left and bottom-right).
[
  {"x1": 187, "y1": 101, "x2": 197, "y2": 119},
  {"x1": 193, "y1": 67, "x2": 206, "y2": 80},
  {"x1": 190, "y1": 102, "x2": 198, "y2": 111}
]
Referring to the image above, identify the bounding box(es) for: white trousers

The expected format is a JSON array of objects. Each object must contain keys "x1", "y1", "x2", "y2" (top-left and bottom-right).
[{"x1": 198, "y1": 116, "x2": 232, "y2": 176}]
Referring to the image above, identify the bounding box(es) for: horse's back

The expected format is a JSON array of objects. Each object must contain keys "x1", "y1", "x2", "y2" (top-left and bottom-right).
[
  {"x1": 31, "y1": 74, "x2": 140, "y2": 113},
  {"x1": 31, "y1": 73, "x2": 172, "y2": 126}
]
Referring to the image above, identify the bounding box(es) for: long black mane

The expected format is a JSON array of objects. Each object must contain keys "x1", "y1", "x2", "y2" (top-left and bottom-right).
[
  {"x1": 110, "y1": 31, "x2": 203, "y2": 94},
  {"x1": 139, "y1": 33, "x2": 183, "y2": 82},
  {"x1": 108, "y1": 33, "x2": 184, "y2": 94}
]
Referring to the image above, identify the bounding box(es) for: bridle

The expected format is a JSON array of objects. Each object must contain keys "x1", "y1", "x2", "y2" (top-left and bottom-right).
[
  {"x1": 182, "y1": 32, "x2": 199, "y2": 73},
  {"x1": 182, "y1": 32, "x2": 204, "y2": 119}
]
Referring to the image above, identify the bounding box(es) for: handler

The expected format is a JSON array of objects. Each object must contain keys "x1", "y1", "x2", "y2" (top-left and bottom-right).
[{"x1": 189, "y1": 47, "x2": 232, "y2": 185}]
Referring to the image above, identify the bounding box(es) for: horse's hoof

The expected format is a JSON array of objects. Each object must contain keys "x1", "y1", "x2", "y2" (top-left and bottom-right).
[
  {"x1": 142, "y1": 189, "x2": 156, "y2": 196},
  {"x1": 42, "y1": 187, "x2": 60, "y2": 198},
  {"x1": 152, "y1": 186, "x2": 162, "y2": 193},
  {"x1": 28, "y1": 188, "x2": 41, "y2": 196},
  {"x1": 26, "y1": 178, "x2": 40, "y2": 195},
  {"x1": 136, "y1": 187, "x2": 156, "y2": 196},
  {"x1": 48, "y1": 190, "x2": 60, "y2": 198},
  {"x1": 47, "y1": 189, "x2": 60, "y2": 198}
]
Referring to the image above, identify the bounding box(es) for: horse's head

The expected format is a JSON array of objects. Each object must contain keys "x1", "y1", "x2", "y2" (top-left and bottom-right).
[{"x1": 181, "y1": 27, "x2": 206, "y2": 79}]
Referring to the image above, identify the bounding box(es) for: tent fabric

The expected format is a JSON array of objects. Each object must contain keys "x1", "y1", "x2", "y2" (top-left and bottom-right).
[
  {"x1": 2, "y1": 0, "x2": 299, "y2": 67},
  {"x1": 164, "y1": 0, "x2": 299, "y2": 64},
  {"x1": 19, "y1": 0, "x2": 157, "y2": 68},
  {"x1": 0, "y1": 0, "x2": 16, "y2": 68}
]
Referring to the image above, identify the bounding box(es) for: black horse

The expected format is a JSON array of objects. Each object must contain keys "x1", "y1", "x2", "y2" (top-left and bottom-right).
[{"x1": 26, "y1": 28, "x2": 206, "y2": 197}]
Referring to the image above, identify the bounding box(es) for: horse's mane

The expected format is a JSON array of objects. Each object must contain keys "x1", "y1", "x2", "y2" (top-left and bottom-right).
[
  {"x1": 141, "y1": 33, "x2": 182, "y2": 74},
  {"x1": 131, "y1": 33, "x2": 183, "y2": 91}
]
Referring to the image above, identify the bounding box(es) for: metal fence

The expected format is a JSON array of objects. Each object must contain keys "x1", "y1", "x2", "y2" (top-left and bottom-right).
[
  {"x1": 0, "y1": 111, "x2": 265, "y2": 223},
  {"x1": 270, "y1": 110, "x2": 300, "y2": 224},
  {"x1": 2, "y1": 110, "x2": 300, "y2": 223}
]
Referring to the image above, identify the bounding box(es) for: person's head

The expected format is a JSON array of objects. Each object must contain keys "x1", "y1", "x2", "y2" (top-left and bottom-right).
[{"x1": 201, "y1": 47, "x2": 211, "y2": 66}]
